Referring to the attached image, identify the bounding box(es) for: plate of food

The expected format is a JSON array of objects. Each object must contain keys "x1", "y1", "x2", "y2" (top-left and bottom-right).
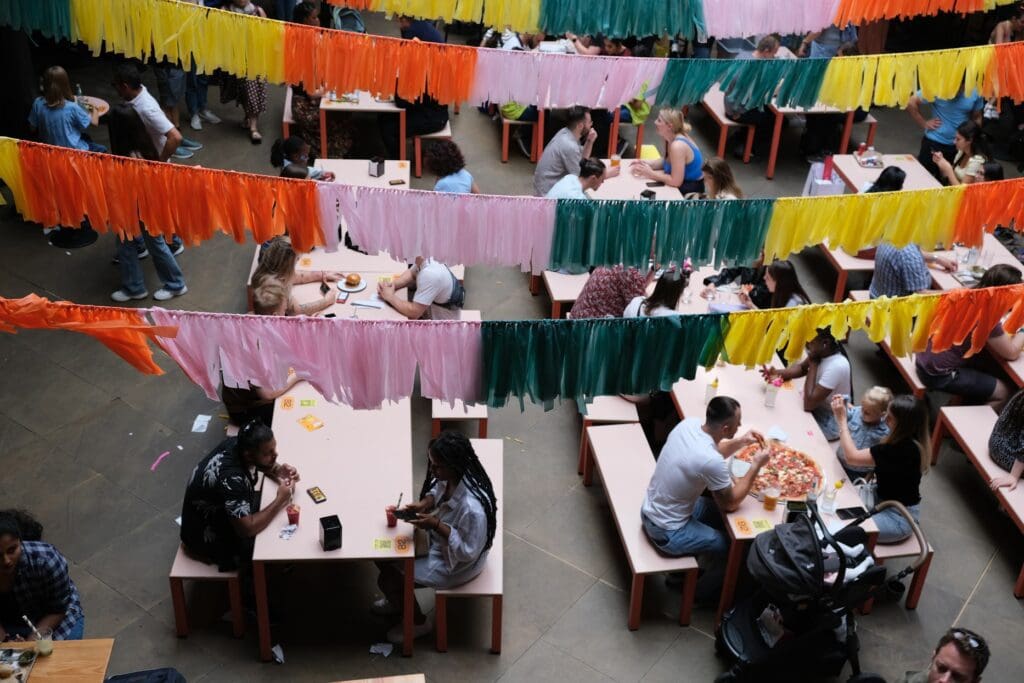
[
  {"x1": 0, "y1": 648, "x2": 38, "y2": 683},
  {"x1": 337, "y1": 273, "x2": 366, "y2": 293},
  {"x1": 733, "y1": 441, "x2": 824, "y2": 501}
]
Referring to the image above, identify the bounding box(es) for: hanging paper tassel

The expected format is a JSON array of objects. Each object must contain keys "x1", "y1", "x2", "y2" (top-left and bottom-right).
[
  {"x1": 656, "y1": 199, "x2": 775, "y2": 269},
  {"x1": 655, "y1": 56, "x2": 828, "y2": 110},
  {"x1": 549, "y1": 199, "x2": 658, "y2": 272},
  {"x1": 928, "y1": 284, "x2": 1024, "y2": 355},
  {"x1": 0, "y1": 294, "x2": 173, "y2": 374},
  {"x1": 992, "y1": 41, "x2": 1024, "y2": 104},
  {"x1": 0, "y1": 0, "x2": 71, "y2": 40},
  {"x1": 539, "y1": 0, "x2": 706, "y2": 42},
  {"x1": 705, "y1": 0, "x2": 842, "y2": 39},
  {"x1": 953, "y1": 178, "x2": 1024, "y2": 245},
  {"x1": 832, "y1": 0, "x2": 1012, "y2": 25}
]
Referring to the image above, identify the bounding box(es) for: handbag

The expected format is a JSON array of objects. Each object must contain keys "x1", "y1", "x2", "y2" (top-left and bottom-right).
[{"x1": 853, "y1": 477, "x2": 877, "y2": 510}]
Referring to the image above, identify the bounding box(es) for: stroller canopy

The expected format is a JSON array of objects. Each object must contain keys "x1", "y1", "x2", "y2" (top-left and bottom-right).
[{"x1": 748, "y1": 514, "x2": 825, "y2": 599}]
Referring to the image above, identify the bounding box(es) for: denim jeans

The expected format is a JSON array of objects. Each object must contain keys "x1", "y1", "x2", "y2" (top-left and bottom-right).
[
  {"x1": 642, "y1": 497, "x2": 729, "y2": 557},
  {"x1": 872, "y1": 503, "x2": 921, "y2": 544},
  {"x1": 185, "y1": 63, "x2": 208, "y2": 116},
  {"x1": 118, "y1": 227, "x2": 186, "y2": 296}
]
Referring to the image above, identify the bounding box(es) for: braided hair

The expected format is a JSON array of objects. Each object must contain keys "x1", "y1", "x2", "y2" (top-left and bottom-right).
[{"x1": 419, "y1": 431, "x2": 498, "y2": 551}]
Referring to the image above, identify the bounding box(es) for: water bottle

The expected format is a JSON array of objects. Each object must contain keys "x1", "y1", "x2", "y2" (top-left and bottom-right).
[
  {"x1": 821, "y1": 480, "x2": 842, "y2": 515},
  {"x1": 75, "y1": 83, "x2": 83, "y2": 105}
]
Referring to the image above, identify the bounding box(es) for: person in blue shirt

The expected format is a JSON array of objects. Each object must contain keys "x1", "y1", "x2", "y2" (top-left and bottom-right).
[
  {"x1": 270, "y1": 136, "x2": 335, "y2": 181},
  {"x1": 27, "y1": 66, "x2": 104, "y2": 153},
  {"x1": 397, "y1": 15, "x2": 445, "y2": 43},
  {"x1": 425, "y1": 140, "x2": 480, "y2": 194},
  {"x1": 907, "y1": 88, "x2": 984, "y2": 180}
]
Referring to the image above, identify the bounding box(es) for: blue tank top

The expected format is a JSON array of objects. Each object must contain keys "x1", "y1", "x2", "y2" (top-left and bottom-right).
[{"x1": 662, "y1": 136, "x2": 704, "y2": 182}]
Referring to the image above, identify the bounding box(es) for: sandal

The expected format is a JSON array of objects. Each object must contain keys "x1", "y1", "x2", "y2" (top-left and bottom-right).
[{"x1": 250, "y1": 129, "x2": 262, "y2": 145}]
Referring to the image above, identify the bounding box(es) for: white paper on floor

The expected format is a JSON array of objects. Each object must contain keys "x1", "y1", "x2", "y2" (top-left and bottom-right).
[
  {"x1": 191, "y1": 414, "x2": 212, "y2": 432},
  {"x1": 271, "y1": 644, "x2": 285, "y2": 664},
  {"x1": 369, "y1": 642, "x2": 393, "y2": 658}
]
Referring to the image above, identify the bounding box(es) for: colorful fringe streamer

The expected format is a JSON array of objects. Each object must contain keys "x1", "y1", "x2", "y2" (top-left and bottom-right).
[
  {"x1": 833, "y1": 0, "x2": 1016, "y2": 25},
  {"x1": 656, "y1": 56, "x2": 832, "y2": 109}
]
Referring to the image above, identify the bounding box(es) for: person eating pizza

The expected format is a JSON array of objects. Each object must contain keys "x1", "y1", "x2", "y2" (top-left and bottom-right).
[{"x1": 640, "y1": 397, "x2": 769, "y2": 593}]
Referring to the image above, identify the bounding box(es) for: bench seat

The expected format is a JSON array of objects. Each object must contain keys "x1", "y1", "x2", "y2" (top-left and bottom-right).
[
  {"x1": 701, "y1": 86, "x2": 755, "y2": 163},
  {"x1": 169, "y1": 544, "x2": 244, "y2": 638},
  {"x1": 577, "y1": 396, "x2": 640, "y2": 477},
  {"x1": 585, "y1": 423, "x2": 699, "y2": 630}
]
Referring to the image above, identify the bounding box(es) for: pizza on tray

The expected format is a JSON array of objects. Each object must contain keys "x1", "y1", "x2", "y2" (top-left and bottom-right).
[{"x1": 733, "y1": 441, "x2": 824, "y2": 501}]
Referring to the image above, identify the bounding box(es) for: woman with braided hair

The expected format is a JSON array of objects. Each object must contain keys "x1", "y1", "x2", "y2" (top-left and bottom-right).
[{"x1": 374, "y1": 431, "x2": 498, "y2": 643}]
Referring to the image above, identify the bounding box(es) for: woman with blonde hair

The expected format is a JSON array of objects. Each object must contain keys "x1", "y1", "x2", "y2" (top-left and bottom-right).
[
  {"x1": 629, "y1": 108, "x2": 705, "y2": 195},
  {"x1": 832, "y1": 394, "x2": 930, "y2": 543},
  {"x1": 701, "y1": 157, "x2": 743, "y2": 199},
  {"x1": 251, "y1": 237, "x2": 345, "y2": 316}
]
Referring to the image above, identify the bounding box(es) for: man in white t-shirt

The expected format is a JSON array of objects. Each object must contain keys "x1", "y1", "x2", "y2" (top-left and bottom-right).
[
  {"x1": 113, "y1": 63, "x2": 183, "y2": 162},
  {"x1": 763, "y1": 329, "x2": 852, "y2": 440},
  {"x1": 641, "y1": 397, "x2": 768, "y2": 557},
  {"x1": 377, "y1": 257, "x2": 465, "y2": 320}
]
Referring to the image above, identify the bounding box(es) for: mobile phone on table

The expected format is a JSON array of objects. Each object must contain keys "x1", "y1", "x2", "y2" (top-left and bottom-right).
[
  {"x1": 640, "y1": 189, "x2": 656, "y2": 200},
  {"x1": 837, "y1": 506, "x2": 867, "y2": 520},
  {"x1": 307, "y1": 486, "x2": 327, "y2": 504},
  {"x1": 389, "y1": 179, "x2": 406, "y2": 186},
  {"x1": 336, "y1": 291, "x2": 349, "y2": 303},
  {"x1": 646, "y1": 181, "x2": 665, "y2": 187},
  {"x1": 324, "y1": 313, "x2": 336, "y2": 318}
]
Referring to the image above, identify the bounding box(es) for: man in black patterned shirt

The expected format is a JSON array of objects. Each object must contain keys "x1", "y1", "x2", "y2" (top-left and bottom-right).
[{"x1": 180, "y1": 421, "x2": 299, "y2": 571}]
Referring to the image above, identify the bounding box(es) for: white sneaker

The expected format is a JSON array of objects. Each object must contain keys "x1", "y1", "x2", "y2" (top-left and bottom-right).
[
  {"x1": 386, "y1": 615, "x2": 433, "y2": 644},
  {"x1": 370, "y1": 597, "x2": 400, "y2": 617},
  {"x1": 153, "y1": 286, "x2": 188, "y2": 301},
  {"x1": 111, "y1": 289, "x2": 148, "y2": 302},
  {"x1": 199, "y1": 109, "x2": 221, "y2": 124},
  {"x1": 190, "y1": 114, "x2": 202, "y2": 131}
]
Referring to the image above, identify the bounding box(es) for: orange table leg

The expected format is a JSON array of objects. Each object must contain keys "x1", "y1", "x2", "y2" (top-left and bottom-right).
[
  {"x1": 402, "y1": 557, "x2": 414, "y2": 655},
  {"x1": 765, "y1": 109, "x2": 784, "y2": 179},
  {"x1": 490, "y1": 595, "x2": 503, "y2": 654},
  {"x1": 529, "y1": 274, "x2": 541, "y2": 295},
  {"x1": 930, "y1": 413, "x2": 948, "y2": 466},
  {"x1": 1015, "y1": 562, "x2": 1024, "y2": 598},
  {"x1": 478, "y1": 418, "x2": 488, "y2": 439},
  {"x1": 679, "y1": 569, "x2": 697, "y2": 626},
  {"x1": 399, "y1": 111, "x2": 407, "y2": 162},
  {"x1": 254, "y1": 561, "x2": 272, "y2": 661},
  {"x1": 838, "y1": 110, "x2": 855, "y2": 154},
  {"x1": 717, "y1": 126, "x2": 728, "y2": 158},
  {"x1": 319, "y1": 109, "x2": 328, "y2": 160},
  {"x1": 536, "y1": 109, "x2": 545, "y2": 159},
  {"x1": 716, "y1": 539, "x2": 747, "y2": 626},
  {"x1": 435, "y1": 595, "x2": 448, "y2": 652},
  {"x1": 905, "y1": 550, "x2": 932, "y2": 609},
  {"x1": 608, "y1": 107, "x2": 621, "y2": 158},
  {"x1": 169, "y1": 578, "x2": 188, "y2": 637},
  {"x1": 501, "y1": 122, "x2": 510, "y2": 163},
  {"x1": 431, "y1": 418, "x2": 442, "y2": 438},
  {"x1": 578, "y1": 419, "x2": 593, "y2": 476},
  {"x1": 551, "y1": 301, "x2": 562, "y2": 319},
  {"x1": 834, "y1": 270, "x2": 849, "y2": 303},
  {"x1": 628, "y1": 574, "x2": 645, "y2": 630}
]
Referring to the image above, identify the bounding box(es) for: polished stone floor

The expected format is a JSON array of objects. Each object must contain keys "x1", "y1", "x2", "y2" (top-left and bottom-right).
[{"x1": 1, "y1": 14, "x2": 1022, "y2": 683}]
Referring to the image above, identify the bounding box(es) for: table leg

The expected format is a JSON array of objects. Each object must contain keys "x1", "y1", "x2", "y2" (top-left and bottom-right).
[
  {"x1": 766, "y1": 110, "x2": 784, "y2": 179},
  {"x1": 536, "y1": 109, "x2": 545, "y2": 160},
  {"x1": 834, "y1": 270, "x2": 848, "y2": 303},
  {"x1": 402, "y1": 557, "x2": 414, "y2": 656},
  {"x1": 319, "y1": 109, "x2": 328, "y2": 161},
  {"x1": 716, "y1": 538, "x2": 747, "y2": 625},
  {"x1": 399, "y1": 111, "x2": 407, "y2": 162},
  {"x1": 529, "y1": 274, "x2": 541, "y2": 295},
  {"x1": 1015, "y1": 562, "x2": 1024, "y2": 599},
  {"x1": 838, "y1": 110, "x2": 855, "y2": 154},
  {"x1": 930, "y1": 413, "x2": 948, "y2": 466},
  {"x1": 253, "y1": 560, "x2": 272, "y2": 661},
  {"x1": 628, "y1": 573, "x2": 645, "y2": 630},
  {"x1": 609, "y1": 107, "x2": 621, "y2": 158},
  {"x1": 551, "y1": 301, "x2": 562, "y2": 319}
]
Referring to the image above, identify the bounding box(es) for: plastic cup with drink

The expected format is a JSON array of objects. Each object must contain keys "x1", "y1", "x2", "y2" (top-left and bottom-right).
[
  {"x1": 610, "y1": 153, "x2": 621, "y2": 168},
  {"x1": 763, "y1": 487, "x2": 780, "y2": 512},
  {"x1": 286, "y1": 503, "x2": 300, "y2": 526},
  {"x1": 385, "y1": 505, "x2": 398, "y2": 528},
  {"x1": 35, "y1": 627, "x2": 53, "y2": 657}
]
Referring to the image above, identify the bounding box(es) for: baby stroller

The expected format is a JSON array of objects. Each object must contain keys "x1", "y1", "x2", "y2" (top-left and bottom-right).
[{"x1": 715, "y1": 500, "x2": 929, "y2": 683}]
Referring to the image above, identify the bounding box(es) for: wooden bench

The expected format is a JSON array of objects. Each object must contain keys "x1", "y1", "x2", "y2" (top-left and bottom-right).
[
  {"x1": 584, "y1": 423, "x2": 699, "y2": 630},
  {"x1": 436, "y1": 439, "x2": 503, "y2": 653},
  {"x1": 931, "y1": 405, "x2": 1024, "y2": 597},
  {"x1": 413, "y1": 121, "x2": 454, "y2": 178},
  {"x1": 861, "y1": 534, "x2": 934, "y2": 614},
  {"x1": 169, "y1": 544, "x2": 244, "y2": 638},
  {"x1": 283, "y1": 86, "x2": 294, "y2": 140},
  {"x1": 821, "y1": 245, "x2": 875, "y2": 302},
  {"x1": 701, "y1": 86, "x2": 755, "y2": 163},
  {"x1": 542, "y1": 270, "x2": 589, "y2": 318},
  {"x1": 577, "y1": 395, "x2": 640, "y2": 478},
  {"x1": 500, "y1": 115, "x2": 538, "y2": 163},
  {"x1": 849, "y1": 290, "x2": 926, "y2": 398},
  {"x1": 431, "y1": 399, "x2": 488, "y2": 438}
]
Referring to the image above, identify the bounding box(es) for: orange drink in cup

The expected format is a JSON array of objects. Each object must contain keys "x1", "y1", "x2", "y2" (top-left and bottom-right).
[{"x1": 763, "y1": 487, "x2": 780, "y2": 512}]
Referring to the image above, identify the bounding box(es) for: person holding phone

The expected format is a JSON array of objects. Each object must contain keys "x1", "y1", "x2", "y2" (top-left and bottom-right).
[{"x1": 374, "y1": 432, "x2": 498, "y2": 643}]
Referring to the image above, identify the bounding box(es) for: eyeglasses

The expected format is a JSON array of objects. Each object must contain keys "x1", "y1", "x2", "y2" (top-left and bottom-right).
[{"x1": 949, "y1": 629, "x2": 982, "y2": 651}]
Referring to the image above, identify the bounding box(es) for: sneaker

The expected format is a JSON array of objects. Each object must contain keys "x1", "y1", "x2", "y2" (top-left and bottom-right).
[
  {"x1": 111, "y1": 247, "x2": 149, "y2": 265},
  {"x1": 370, "y1": 597, "x2": 400, "y2": 617},
  {"x1": 190, "y1": 114, "x2": 202, "y2": 131},
  {"x1": 170, "y1": 240, "x2": 184, "y2": 256},
  {"x1": 199, "y1": 109, "x2": 221, "y2": 124},
  {"x1": 111, "y1": 289, "x2": 148, "y2": 302},
  {"x1": 153, "y1": 286, "x2": 188, "y2": 301},
  {"x1": 514, "y1": 134, "x2": 531, "y2": 159},
  {"x1": 180, "y1": 137, "x2": 203, "y2": 151},
  {"x1": 172, "y1": 147, "x2": 194, "y2": 160},
  {"x1": 386, "y1": 616, "x2": 433, "y2": 644}
]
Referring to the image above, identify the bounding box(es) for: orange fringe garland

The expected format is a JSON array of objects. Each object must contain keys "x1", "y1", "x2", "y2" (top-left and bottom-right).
[
  {"x1": 835, "y1": 1, "x2": 992, "y2": 24},
  {"x1": 952, "y1": 178, "x2": 1024, "y2": 245},
  {"x1": 283, "y1": 23, "x2": 477, "y2": 104},
  {"x1": 15, "y1": 141, "x2": 324, "y2": 252},
  {"x1": 927, "y1": 284, "x2": 1024, "y2": 356},
  {"x1": 0, "y1": 294, "x2": 174, "y2": 374},
  {"x1": 992, "y1": 42, "x2": 1024, "y2": 104}
]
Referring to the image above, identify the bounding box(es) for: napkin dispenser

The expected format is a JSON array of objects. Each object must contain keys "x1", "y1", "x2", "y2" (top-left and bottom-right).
[
  {"x1": 368, "y1": 157, "x2": 385, "y2": 177},
  {"x1": 320, "y1": 514, "x2": 342, "y2": 550}
]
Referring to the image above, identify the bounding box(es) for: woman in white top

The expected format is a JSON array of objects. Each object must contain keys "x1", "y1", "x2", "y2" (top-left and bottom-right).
[
  {"x1": 738, "y1": 259, "x2": 809, "y2": 309},
  {"x1": 701, "y1": 157, "x2": 744, "y2": 200},
  {"x1": 933, "y1": 120, "x2": 989, "y2": 186},
  {"x1": 623, "y1": 268, "x2": 691, "y2": 317}
]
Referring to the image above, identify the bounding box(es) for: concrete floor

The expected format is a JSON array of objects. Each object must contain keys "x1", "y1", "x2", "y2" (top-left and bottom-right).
[{"x1": 2, "y1": 14, "x2": 1024, "y2": 683}]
